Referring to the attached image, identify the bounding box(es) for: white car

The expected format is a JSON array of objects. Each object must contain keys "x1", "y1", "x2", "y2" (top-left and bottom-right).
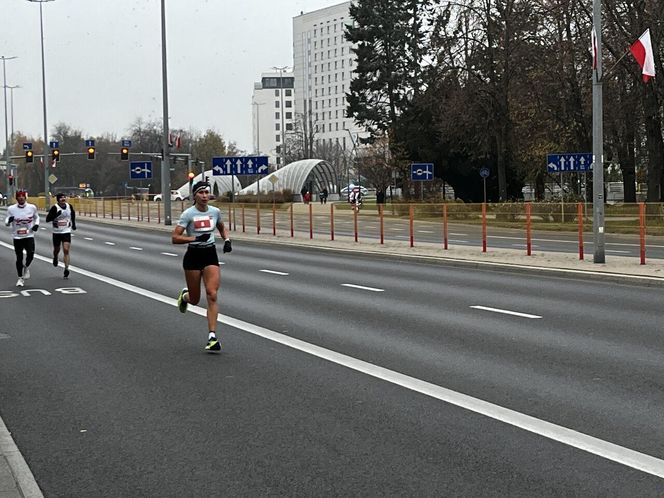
[
  {"x1": 154, "y1": 190, "x2": 185, "y2": 202},
  {"x1": 340, "y1": 185, "x2": 369, "y2": 196}
]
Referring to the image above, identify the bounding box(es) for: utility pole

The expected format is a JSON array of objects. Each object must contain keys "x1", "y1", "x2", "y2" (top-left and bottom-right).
[
  {"x1": 1, "y1": 56, "x2": 17, "y2": 200},
  {"x1": 592, "y1": 0, "x2": 605, "y2": 263},
  {"x1": 160, "y1": 0, "x2": 172, "y2": 225}
]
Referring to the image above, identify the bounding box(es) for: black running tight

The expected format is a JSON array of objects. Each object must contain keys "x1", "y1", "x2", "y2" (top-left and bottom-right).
[{"x1": 13, "y1": 238, "x2": 35, "y2": 277}]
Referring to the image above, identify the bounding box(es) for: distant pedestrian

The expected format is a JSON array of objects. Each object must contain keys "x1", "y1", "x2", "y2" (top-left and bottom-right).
[
  {"x1": 4, "y1": 190, "x2": 40, "y2": 287},
  {"x1": 319, "y1": 187, "x2": 328, "y2": 204},
  {"x1": 46, "y1": 193, "x2": 77, "y2": 279},
  {"x1": 171, "y1": 181, "x2": 232, "y2": 352},
  {"x1": 304, "y1": 191, "x2": 311, "y2": 204}
]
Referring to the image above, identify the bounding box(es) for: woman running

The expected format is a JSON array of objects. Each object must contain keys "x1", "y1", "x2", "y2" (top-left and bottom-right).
[{"x1": 171, "y1": 181, "x2": 232, "y2": 352}]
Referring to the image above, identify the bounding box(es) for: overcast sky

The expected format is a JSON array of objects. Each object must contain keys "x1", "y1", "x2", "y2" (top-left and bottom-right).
[{"x1": 1, "y1": 0, "x2": 341, "y2": 153}]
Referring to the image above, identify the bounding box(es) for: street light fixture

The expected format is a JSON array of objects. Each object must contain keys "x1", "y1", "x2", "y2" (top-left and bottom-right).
[
  {"x1": 1, "y1": 56, "x2": 17, "y2": 199},
  {"x1": 27, "y1": 0, "x2": 55, "y2": 209},
  {"x1": 160, "y1": 0, "x2": 172, "y2": 225}
]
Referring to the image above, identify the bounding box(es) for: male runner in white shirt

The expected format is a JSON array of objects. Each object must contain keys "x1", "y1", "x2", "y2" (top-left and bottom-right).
[
  {"x1": 45, "y1": 193, "x2": 77, "y2": 278},
  {"x1": 4, "y1": 190, "x2": 40, "y2": 287}
]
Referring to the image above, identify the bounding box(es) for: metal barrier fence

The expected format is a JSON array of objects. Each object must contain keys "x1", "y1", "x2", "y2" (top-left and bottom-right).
[{"x1": 52, "y1": 197, "x2": 663, "y2": 264}]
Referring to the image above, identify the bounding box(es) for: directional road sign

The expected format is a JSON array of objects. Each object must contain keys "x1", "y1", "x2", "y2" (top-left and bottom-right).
[
  {"x1": 547, "y1": 153, "x2": 593, "y2": 173},
  {"x1": 23, "y1": 143, "x2": 32, "y2": 151},
  {"x1": 411, "y1": 162, "x2": 434, "y2": 181},
  {"x1": 129, "y1": 161, "x2": 153, "y2": 179},
  {"x1": 121, "y1": 139, "x2": 132, "y2": 148},
  {"x1": 212, "y1": 155, "x2": 269, "y2": 176}
]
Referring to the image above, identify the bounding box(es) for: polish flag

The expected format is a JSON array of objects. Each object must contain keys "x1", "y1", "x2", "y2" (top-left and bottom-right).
[
  {"x1": 175, "y1": 134, "x2": 182, "y2": 149},
  {"x1": 630, "y1": 29, "x2": 656, "y2": 82}
]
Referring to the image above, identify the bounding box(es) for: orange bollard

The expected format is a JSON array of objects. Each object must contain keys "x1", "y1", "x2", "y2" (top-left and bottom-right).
[
  {"x1": 443, "y1": 204, "x2": 448, "y2": 250},
  {"x1": 640, "y1": 202, "x2": 646, "y2": 265},
  {"x1": 482, "y1": 203, "x2": 487, "y2": 252},
  {"x1": 578, "y1": 202, "x2": 584, "y2": 260},
  {"x1": 526, "y1": 203, "x2": 532, "y2": 256},
  {"x1": 409, "y1": 205, "x2": 414, "y2": 247}
]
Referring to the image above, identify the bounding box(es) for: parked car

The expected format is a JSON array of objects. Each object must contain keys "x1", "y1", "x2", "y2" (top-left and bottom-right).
[{"x1": 154, "y1": 190, "x2": 185, "y2": 202}]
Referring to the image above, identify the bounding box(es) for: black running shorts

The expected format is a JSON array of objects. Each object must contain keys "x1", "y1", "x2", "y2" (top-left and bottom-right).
[
  {"x1": 183, "y1": 245, "x2": 218, "y2": 271},
  {"x1": 52, "y1": 233, "x2": 72, "y2": 246}
]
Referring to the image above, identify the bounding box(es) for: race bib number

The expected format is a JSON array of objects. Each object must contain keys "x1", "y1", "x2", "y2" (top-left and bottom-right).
[
  {"x1": 17, "y1": 229, "x2": 28, "y2": 235},
  {"x1": 57, "y1": 220, "x2": 68, "y2": 227},
  {"x1": 193, "y1": 215, "x2": 214, "y2": 232}
]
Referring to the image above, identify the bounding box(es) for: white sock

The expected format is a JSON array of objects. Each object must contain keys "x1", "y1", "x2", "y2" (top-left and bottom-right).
[{"x1": 208, "y1": 332, "x2": 216, "y2": 339}]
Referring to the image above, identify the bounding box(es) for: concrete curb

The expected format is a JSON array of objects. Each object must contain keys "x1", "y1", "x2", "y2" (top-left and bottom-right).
[{"x1": 0, "y1": 416, "x2": 43, "y2": 498}]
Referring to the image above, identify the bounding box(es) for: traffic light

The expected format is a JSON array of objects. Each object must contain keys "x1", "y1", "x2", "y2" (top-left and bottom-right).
[
  {"x1": 188, "y1": 171, "x2": 195, "y2": 191},
  {"x1": 52, "y1": 149, "x2": 60, "y2": 162},
  {"x1": 8, "y1": 175, "x2": 14, "y2": 186},
  {"x1": 87, "y1": 146, "x2": 96, "y2": 160},
  {"x1": 25, "y1": 150, "x2": 33, "y2": 163},
  {"x1": 120, "y1": 147, "x2": 129, "y2": 161}
]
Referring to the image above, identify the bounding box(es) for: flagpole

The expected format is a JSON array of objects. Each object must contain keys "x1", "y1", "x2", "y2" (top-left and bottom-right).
[
  {"x1": 592, "y1": 0, "x2": 605, "y2": 263},
  {"x1": 603, "y1": 49, "x2": 631, "y2": 79}
]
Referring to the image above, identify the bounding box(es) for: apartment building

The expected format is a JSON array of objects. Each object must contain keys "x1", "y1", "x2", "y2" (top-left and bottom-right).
[
  {"x1": 251, "y1": 69, "x2": 295, "y2": 168},
  {"x1": 292, "y1": 1, "x2": 364, "y2": 156}
]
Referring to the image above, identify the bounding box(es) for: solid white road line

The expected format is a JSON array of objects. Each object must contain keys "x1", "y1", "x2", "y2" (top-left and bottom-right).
[
  {"x1": 260, "y1": 269, "x2": 289, "y2": 276},
  {"x1": 471, "y1": 305, "x2": 542, "y2": 319},
  {"x1": 2, "y1": 240, "x2": 663, "y2": 480},
  {"x1": 342, "y1": 283, "x2": 384, "y2": 292},
  {"x1": 129, "y1": 247, "x2": 143, "y2": 251}
]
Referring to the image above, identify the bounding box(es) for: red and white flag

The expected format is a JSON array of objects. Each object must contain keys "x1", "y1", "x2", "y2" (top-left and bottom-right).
[
  {"x1": 175, "y1": 134, "x2": 182, "y2": 149},
  {"x1": 630, "y1": 29, "x2": 656, "y2": 82},
  {"x1": 591, "y1": 27, "x2": 598, "y2": 70}
]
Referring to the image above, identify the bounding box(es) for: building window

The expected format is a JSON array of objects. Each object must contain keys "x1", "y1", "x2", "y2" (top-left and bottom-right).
[
  {"x1": 285, "y1": 100, "x2": 292, "y2": 108},
  {"x1": 275, "y1": 101, "x2": 280, "y2": 108},
  {"x1": 276, "y1": 145, "x2": 281, "y2": 154},
  {"x1": 275, "y1": 90, "x2": 279, "y2": 96},
  {"x1": 286, "y1": 123, "x2": 293, "y2": 131},
  {"x1": 276, "y1": 157, "x2": 281, "y2": 165},
  {"x1": 275, "y1": 123, "x2": 280, "y2": 131},
  {"x1": 276, "y1": 135, "x2": 281, "y2": 142},
  {"x1": 285, "y1": 89, "x2": 292, "y2": 97},
  {"x1": 275, "y1": 112, "x2": 280, "y2": 119},
  {"x1": 336, "y1": 122, "x2": 339, "y2": 131},
  {"x1": 286, "y1": 112, "x2": 292, "y2": 119}
]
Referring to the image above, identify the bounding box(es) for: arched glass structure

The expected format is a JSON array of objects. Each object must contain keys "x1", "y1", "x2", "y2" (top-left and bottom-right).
[
  {"x1": 238, "y1": 159, "x2": 337, "y2": 196},
  {"x1": 175, "y1": 170, "x2": 242, "y2": 198}
]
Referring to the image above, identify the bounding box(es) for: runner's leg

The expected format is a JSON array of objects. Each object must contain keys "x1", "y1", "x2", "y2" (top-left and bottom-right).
[
  {"x1": 24, "y1": 239, "x2": 35, "y2": 269},
  {"x1": 62, "y1": 241, "x2": 70, "y2": 270},
  {"x1": 183, "y1": 269, "x2": 202, "y2": 305},
  {"x1": 13, "y1": 241, "x2": 23, "y2": 277},
  {"x1": 201, "y1": 264, "x2": 220, "y2": 333}
]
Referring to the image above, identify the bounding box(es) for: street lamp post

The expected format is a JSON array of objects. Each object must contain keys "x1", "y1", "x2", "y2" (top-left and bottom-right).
[
  {"x1": 1, "y1": 56, "x2": 17, "y2": 200},
  {"x1": 160, "y1": 0, "x2": 172, "y2": 225},
  {"x1": 592, "y1": 0, "x2": 605, "y2": 263},
  {"x1": 28, "y1": 0, "x2": 54, "y2": 209},
  {"x1": 6, "y1": 85, "x2": 20, "y2": 142},
  {"x1": 272, "y1": 66, "x2": 289, "y2": 169}
]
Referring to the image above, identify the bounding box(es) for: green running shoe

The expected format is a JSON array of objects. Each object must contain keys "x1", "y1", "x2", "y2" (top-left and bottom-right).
[
  {"x1": 177, "y1": 288, "x2": 188, "y2": 313},
  {"x1": 205, "y1": 337, "x2": 221, "y2": 352}
]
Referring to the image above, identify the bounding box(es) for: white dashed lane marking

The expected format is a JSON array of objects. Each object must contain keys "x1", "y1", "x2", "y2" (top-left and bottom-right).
[
  {"x1": 471, "y1": 305, "x2": 542, "y2": 319},
  {"x1": 129, "y1": 247, "x2": 143, "y2": 251},
  {"x1": 84, "y1": 237, "x2": 93, "y2": 240},
  {"x1": 104, "y1": 242, "x2": 115, "y2": 246},
  {"x1": 160, "y1": 252, "x2": 178, "y2": 257},
  {"x1": 342, "y1": 283, "x2": 384, "y2": 292},
  {"x1": 260, "y1": 269, "x2": 289, "y2": 276}
]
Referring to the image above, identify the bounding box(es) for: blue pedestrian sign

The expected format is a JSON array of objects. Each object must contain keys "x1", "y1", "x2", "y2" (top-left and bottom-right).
[
  {"x1": 49, "y1": 141, "x2": 59, "y2": 149},
  {"x1": 547, "y1": 153, "x2": 593, "y2": 173},
  {"x1": 121, "y1": 139, "x2": 132, "y2": 148},
  {"x1": 129, "y1": 161, "x2": 152, "y2": 179},
  {"x1": 411, "y1": 163, "x2": 434, "y2": 181},
  {"x1": 23, "y1": 142, "x2": 32, "y2": 151},
  {"x1": 212, "y1": 155, "x2": 269, "y2": 176},
  {"x1": 85, "y1": 139, "x2": 95, "y2": 147},
  {"x1": 479, "y1": 167, "x2": 490, "y2": 178}
]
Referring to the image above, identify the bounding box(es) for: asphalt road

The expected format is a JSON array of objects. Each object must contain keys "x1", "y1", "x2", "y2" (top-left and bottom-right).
[{"x1": 1, "y1": 221, "x2": 663, "y2": 496}]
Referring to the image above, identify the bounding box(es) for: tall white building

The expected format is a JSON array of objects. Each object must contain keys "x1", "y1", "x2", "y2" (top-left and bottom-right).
[
  {"x1": 251, "y1": 69, "x2": 295, "y2": 168},
  {"x1": 293, "y1": 1, "x2": 364, "y2": 156}
]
